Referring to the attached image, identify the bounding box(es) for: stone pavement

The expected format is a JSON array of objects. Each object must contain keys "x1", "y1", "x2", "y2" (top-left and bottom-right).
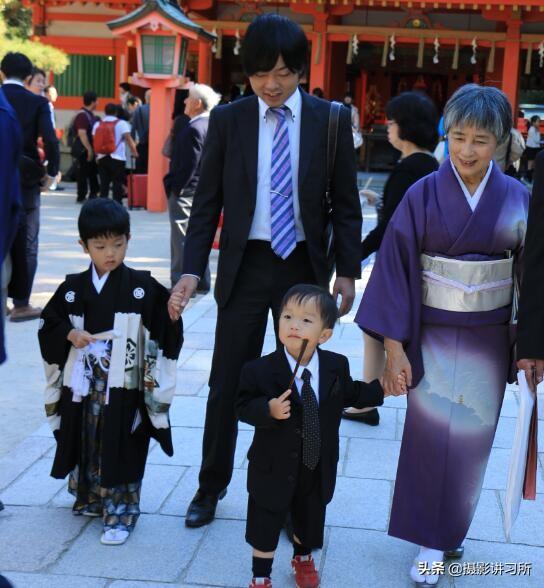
[{"x1": 0, "y1": 186, "x2": 543, "y2": 588}]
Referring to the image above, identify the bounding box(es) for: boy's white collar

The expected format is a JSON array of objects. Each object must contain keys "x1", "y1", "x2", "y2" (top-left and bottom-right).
[
  {"x1": 91, "y1": 264, "x2": 110, "y2": 294},
  {"x1": 283, "y1": 345, "x2": 319, "y2": 380}
]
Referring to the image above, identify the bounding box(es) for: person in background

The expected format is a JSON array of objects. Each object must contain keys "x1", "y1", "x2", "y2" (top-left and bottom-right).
[
  {"x1": 525, "y1": 115, "x2": 541, "y2": 183},
  {"x1": 163, "y1": 84, "x2": 220, "y2": 292},
  {"x1": 44, "y1": 85, "x2": 64, "y2": 191},
  {"x1": 26, "y1": 67, "x2": 46, "y2": 96},
  {"x1": 311, "y1": 87, "x2": 324, "y2": 99},
  {"x1": 73, "y1": 91, "x2": 100, "y2": 203},
  {"x1": 118, "y1": 82, "x2": 133, "y2": 109},
  {"x1": 342, "y1": 92, "x2": 362, "y2": 151},
  {"x1": 0, "y1": 84, "x2": 23, "y2": 359},
  {"x1": 126, "y1": 95, "x2": 142, "y2": 120},
  {"x1": 132, "y1": 89, "x2": 150, "y2": 173},
  {"x1": 343, "y1": 91, "x2": 439, "y2": 427},
  {"x1": 92, "y1": 102, "x2": 138, "y2": 204},
  {"x1": 494, "y1": 127, "x2": 525, "y2": 177},
  {"x1": 1, "y1": 52, "x2": 59, "y2": 322}
]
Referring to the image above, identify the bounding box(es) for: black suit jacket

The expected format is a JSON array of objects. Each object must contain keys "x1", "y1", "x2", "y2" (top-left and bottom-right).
[
  {"x1": 183, "y1": 90, "x2": 362, "y2": 307},
  {"x1": 236, "y1": 348, "x2": 383, "y2": 512},
  {"x1": 1, "y1": 83, "x2": 59, "y2": 184},
  {"x1": 163, "y1": 115, "x2": 209, "y2": 196},
  {"x1": 517, "y1": 150, "x2": 544, "y2": 359}
]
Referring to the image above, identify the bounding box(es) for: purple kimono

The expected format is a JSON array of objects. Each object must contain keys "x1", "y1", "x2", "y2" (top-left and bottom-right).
[{"x1": 355, "y1": 160, "x2": 529, "y2": 550}]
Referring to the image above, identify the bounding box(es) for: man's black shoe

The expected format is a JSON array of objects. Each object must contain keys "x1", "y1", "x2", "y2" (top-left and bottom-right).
[
  {"x1": 0, "y1": 500, "x2": 4, "y2": 511},
  {"x1": 185, "y1": 488, "x2": 227, "y2": 528}
]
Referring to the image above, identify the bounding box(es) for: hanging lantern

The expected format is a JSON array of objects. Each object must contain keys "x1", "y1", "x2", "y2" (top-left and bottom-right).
[
  {"x1": 433, "y1": 37, "x2": 440, "y2": 64},
  {"x1": 538, "y1": 41, "x2": 544, "y2": 68},
  {"x1": 233, "y1": 29, "x2": 241, "y2": 56},
  {"x1": 389, "y1": 34, "x2": 396, "y2": 61},
  {"x1": 470, "y1": 37, "x2": 478, "y2": 64}
]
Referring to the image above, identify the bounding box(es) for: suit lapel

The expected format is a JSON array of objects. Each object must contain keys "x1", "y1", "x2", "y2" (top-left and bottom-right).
[
  {"x1": 298, "y1": 90, "x2": 320, "y2": 191},
  {"x1": 235, "y1": 96, "x2": 259, "y2": 205}
]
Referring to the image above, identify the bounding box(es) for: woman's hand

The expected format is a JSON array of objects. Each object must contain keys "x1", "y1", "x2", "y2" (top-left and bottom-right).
[{"x1": 383, "y1": 338, "x2": 412, "y2": 396}]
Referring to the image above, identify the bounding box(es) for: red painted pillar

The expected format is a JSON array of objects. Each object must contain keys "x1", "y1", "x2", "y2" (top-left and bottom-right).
[
  {"x1": 359, "y1": 70, "x2": 368, "y2": 129},
  {"x1": 146, "y1": 80, "x2": 174, "y2": 212},
  {"x1": 309, "y1": 15, "x2": 330, "y2": 95},
  {"x1": 198, "y1": 40, "x2": 212, "y2": 85},
  {"x1": 502, "y1": 19, "x2": 521, "y2": 115}
]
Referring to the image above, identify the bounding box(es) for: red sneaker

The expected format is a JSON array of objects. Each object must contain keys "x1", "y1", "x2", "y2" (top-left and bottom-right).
[
  {"x1": 249, "y1": 578, "x2": 272, "y2": 587},
  {"x1": 291, "y1": 555, "x2": 320, "y2": 588}
]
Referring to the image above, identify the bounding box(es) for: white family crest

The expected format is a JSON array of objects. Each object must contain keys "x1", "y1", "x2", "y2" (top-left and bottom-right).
[
  {"x1": 38, "y1": 318, "x2": 44, "y2": 330},
  {"x1": 133, "y1": 287, "x2": 145, "y2": 300},
  {"x1": 65, "y1": 291, "x2": 75, "y2": 303}
]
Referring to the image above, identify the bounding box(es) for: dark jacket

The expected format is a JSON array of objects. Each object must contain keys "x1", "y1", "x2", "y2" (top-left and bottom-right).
[
  {"x1": 517, "y1": 149, "x2": 544, "y2": 359},
  {"x1": 163, "y1": 114, "x2": 209, "y2": 196},
  {"x1": 0, "y1": 90, "x2": 23, "y2": 364},
  {"x1": 182, "y1": 90, "x2": 362, "y2": 308},
  {"x1": 361, "y1": 152, "x2": 438, "y2": 261},
  {"x1": 236, "y1": 348, "x2": 384, "y2": 512},
  {"x1": 1, "y1": 83, "x2": 60, "y2": 182}
]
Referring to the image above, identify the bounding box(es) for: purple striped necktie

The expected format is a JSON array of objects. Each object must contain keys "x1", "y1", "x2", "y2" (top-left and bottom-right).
[{"x1": 269, "y1": 106, "x2": 296, "y2": 260}]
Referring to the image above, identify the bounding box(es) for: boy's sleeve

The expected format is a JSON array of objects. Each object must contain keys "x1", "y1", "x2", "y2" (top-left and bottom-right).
[
  {"x1": 141, "y1": 278, "x2": 183, "y2": 453},
  {"x1": 341, "y1": 356, "x2": 384, "y2": 409},
  {"x1": 236, "y1": 362, "x2": 278, "y2": 429},
  {"x1": 38, "y1": 282, "x2": 73, "y2": 432}
]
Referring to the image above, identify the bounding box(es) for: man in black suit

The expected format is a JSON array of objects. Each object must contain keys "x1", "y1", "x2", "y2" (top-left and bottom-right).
[
  {"x1": 169, "y1": 15, "x2": 361, "y2": 528},
  {"x1": 518, "y1": 150, "x2": 544, "y2": 388},
  {"x1": 163, "y1": 84, "x2": 220, "y2": 291},
  {"x1": 1, "y1": 52, "x2": 59, "y2": 322}
]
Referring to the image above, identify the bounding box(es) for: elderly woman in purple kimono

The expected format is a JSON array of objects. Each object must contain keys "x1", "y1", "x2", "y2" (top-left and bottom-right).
[{"x1": 355, "y1": 84, "x2": 529, "y2": 586}]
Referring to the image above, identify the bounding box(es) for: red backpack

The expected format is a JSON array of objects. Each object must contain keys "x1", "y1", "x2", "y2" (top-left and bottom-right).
[{"x1": 93, "y1": 120, "x2": 120, "y2": 155}]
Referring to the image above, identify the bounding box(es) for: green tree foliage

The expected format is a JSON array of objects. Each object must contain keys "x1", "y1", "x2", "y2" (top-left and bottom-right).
[{"x1": 0, "y1": 0, "x2": 69, "y2": 74}]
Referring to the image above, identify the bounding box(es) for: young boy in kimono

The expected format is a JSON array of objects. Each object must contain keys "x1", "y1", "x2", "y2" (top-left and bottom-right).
[
  {"x1": 235, "y1": 284, "x2": 396, "y2": 588},
  {"x1": 38, "y1": 199, "x2": 182, "y2": 546}
]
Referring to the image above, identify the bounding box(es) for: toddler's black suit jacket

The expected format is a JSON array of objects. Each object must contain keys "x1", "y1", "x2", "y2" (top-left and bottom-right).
[{"x1": 236, "y1": 348, "x2": 384, "y2": 512}]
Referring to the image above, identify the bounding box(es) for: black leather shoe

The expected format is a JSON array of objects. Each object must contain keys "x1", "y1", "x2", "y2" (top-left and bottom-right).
[
  {"x1": 185, "y1": 489, "x2": 227, "y2": 528},
  {"x1": 445, "y1": 545, "x2": 464, "y2": 559},
  {"x1": 341, "y1": 408, "x2": 380, "y2": 426}
]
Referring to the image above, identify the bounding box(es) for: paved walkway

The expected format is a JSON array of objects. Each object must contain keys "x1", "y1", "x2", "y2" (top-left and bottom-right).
[{"x1": 0, "y1": 186, "x2": 542, "y2": 587}]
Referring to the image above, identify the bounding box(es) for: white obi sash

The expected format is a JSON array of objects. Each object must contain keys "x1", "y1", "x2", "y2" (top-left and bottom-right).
[{"x1": 421, "y1": 254, "x2": 514, "y2": 313}]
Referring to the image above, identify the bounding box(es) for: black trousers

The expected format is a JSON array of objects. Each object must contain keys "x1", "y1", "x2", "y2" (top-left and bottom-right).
[
  {"x1": 97, "y1": 156, "x2": 126, "y2": 202},
  {"x1": 13, "y1": 186, "x2": 40, "y2": 307},
  {"x1": 246, "y1": 462, "x2": 325, "y2": 552},
  {"x1": 76, "y1": 156, "x2": 99, "y2": 201},
  {"x1": 135, "y1": 142, "x2": 148, "y2": 174},
  {"x1": 198, "y1": 241, "x2": 316, "y2": 495}
]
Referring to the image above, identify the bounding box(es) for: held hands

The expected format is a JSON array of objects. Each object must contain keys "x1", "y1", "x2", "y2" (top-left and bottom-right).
[
  {"x1": 360, "y1": 189, "x2": 380, "y2": 205},
  {"x1": 67, "y1": 328, "x2": 96, "y2": 349},
  {"x1": 383, "y1": 338, "x2": 412, "y2": 397},
  {"x1": 269, "y1": 389, "x2": 292, "y2": 420},
  {"x1": 168, "y1": 275, "x2": 198, "y2": 320},
  {"x1": 168, "y1": 291, "x2": 185, "y2": 322}
]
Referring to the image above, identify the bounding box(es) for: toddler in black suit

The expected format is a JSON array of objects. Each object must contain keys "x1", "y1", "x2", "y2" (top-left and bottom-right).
[{"x1": 237, "y1": 284, "x2": 401, "y2": 588}]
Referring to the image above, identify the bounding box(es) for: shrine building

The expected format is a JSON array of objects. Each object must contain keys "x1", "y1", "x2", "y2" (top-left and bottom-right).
[{"x1": 24, "y1": 0, "x2": 544, "y2": 129}]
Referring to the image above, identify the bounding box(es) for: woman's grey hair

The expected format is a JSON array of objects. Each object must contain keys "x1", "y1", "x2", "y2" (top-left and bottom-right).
[
  {"x1": 443, "y1": 84, "x2": 512, "y2": 144},
  {"x1": 190, "y1": 84, "x2": 221, "y2": 112}
]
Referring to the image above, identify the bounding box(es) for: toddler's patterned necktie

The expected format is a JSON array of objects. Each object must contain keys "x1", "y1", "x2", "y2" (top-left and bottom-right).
[
  {"x1": 301, "y1": 368, "x2": 321, "y2": 470},
  {"x1": 269, "y1": 106, "x2": 296, "y2": 259}
]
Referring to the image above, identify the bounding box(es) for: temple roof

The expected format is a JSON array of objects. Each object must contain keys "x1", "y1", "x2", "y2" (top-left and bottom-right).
[{"x1": 108, "y1": 0, "x2": 215, "y2": 40}]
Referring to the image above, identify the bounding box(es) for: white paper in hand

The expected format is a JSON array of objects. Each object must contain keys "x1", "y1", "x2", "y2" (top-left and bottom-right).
[{"x1": 503, "y1": 370, "x2": 536, "y2": 539}]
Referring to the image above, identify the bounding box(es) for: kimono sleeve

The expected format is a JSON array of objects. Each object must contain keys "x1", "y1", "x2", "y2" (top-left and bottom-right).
[
  {"x1": 37, "y1": 282, "x2": 73, "y2": 432},
  {"x1": 141, "y1": 277, "x2": 183, "y2": 434},
  {"x1": 354, "y1": 182, "x2": 427, "y2": 386}
]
